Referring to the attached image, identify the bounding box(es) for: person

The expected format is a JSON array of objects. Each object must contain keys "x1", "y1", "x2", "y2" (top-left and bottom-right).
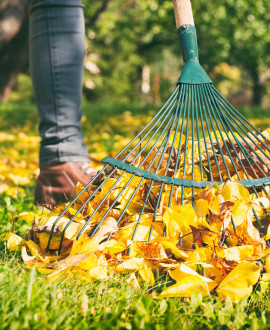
[{"x1": 29, "y1": 0, "x2": 96, "y2": 206}]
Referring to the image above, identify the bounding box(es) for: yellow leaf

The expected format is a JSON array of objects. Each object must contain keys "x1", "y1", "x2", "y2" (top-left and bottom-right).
[
  {"x1": 194, "y1": 199, "x2": 209, "y2": 219},
  {"x1": 231, "y1": 200, "x2": 248, "y2": 226},
  {"x1": 47, "y1": 267, "x2": 71, "y2": 283},
  {"x1": 6, "y1": 187, "x2": 26, "y2": 198},
  {"x1": 91, "y1": 217, "x2": 118, "y2": 243},
  {"x1": 163, "y1": 205, "x2": 197, "y2": 248},
  {"x1": 160, "y1": 275, "x2": 212, "y2": 298},
  {"x1": 99, "y1": 239, "x2": 126, "y2": 254},
  {"x1": 114, "y1": 174, "x2": 143, "y2": 206},
  {"x1": 70, "y1": 237, "x2": 99, "y2": 256},
  {"x1": 231, "y1": 171, "x2": 252, "y2": 181},
  {"x1": 15, "y1": 212, "x2": 36, "y2": 223},
  {"x1": 114, "y1": 217, "x2": 164, "y2": 244},
  {"x1": 195, "y1": 262, "x2": 225, "y2": 283},
  {"x1": 88, "y1": 265, "x2": 107, "y2": 280},
  {"x1": 53, "y1": 254, "x2": 89, "y2": 271},
  {"x1": 139, "y1": 262, "x2": 155, "y2": 285},
  {"x1": 77, "y1": 253, "x2": 98, "y2": 271},
  {"x1": 216, "y1": 261, "x2": 261, "y2": 303},
  {"x1": 221, "y1": 245, "x2": 255, "y2": 262},
  {"x1": 6, "y1": 232, "x2": 25, "y2": 251},
  {"x1": 8, "y1": 169, "x2": 31, "y2": 186},
  {"x1": 64, "y1": 207, "x2": 86, "y2": 223},
  {"x1": 261, "y1": 273, "x2": 270, "y2": 282},
  {"x1": 152, "y1": 238, "x2": 188, "y2": 260},
  {"x1": 58, "y1": 221, "x2": 86, "y2": 240},
  {"x1": 245, "y1": 218, "x2": 264, "y2": 244},
  {"x1": 265, "y1": 225, "x2": 270, "y2": 241},
  {"x1": 35, "y1": 215, "x2": 69, "y2": 227},
  {"x1": 168, "y1": 263, "x2": 217, "y2": 291},
  {"x1": 26, "y1": 240, "x2": 41, "y2": 256},
  {"x1": 21, "y1": 246, "x2": 37, "y2": 265},
  {"x1": 266, "y1": 255, "x2": 270, "y2": 273},
  {"x1": 125, "y1": 201, "x2": 152, "y2": 215},
  {"x1": 221, "y1": 182, "x2": 250, "y2": 202},
  {"x1": 37, "y1": 232, "x2": 72, "y2": 250},
  {"x1": 247, "y1": 197, "x2": 270, "y2": 222},
  {"x1": 116, "y1": 258, "x2": 144, "y2": 272},
  {"x1": 129, "y1": 241, "x2": 167, "y2": 259},
  {"x1": 37, "y1": 268, "x2": 55, "y2": 275}
]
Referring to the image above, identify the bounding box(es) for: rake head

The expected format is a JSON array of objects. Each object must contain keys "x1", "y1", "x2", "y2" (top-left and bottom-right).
[{"x1": 45, "y1": 12, "x2": 270, "y2": 254}]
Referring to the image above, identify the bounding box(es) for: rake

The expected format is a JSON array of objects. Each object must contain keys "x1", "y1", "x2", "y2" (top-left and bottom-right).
[{"x1": 47, "y1": 0, "x2": 270, "y2": 253}]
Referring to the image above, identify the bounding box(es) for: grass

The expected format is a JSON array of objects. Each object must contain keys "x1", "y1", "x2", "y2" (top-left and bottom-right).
[{"x1": 1, "y1": 101, "x2": 270, "y2": 329}]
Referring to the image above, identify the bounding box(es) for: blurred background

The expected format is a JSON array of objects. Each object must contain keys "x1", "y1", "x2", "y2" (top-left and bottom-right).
[{"x1": 1, "y1": 0, "x2": 270, "y2": 107}]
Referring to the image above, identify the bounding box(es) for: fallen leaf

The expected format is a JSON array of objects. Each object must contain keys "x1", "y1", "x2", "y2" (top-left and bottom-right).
[{"x1": 216, "y1": 261, "x2": 261, "y2": 303}]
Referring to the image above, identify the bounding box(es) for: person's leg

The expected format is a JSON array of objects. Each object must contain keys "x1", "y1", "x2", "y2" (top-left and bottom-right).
[
  {"x1": 29, "y1": 0, "x2": 89, "y2": 165},
  {"x1": 29, "y1": 0, "x2": 96, "y2": 206}
]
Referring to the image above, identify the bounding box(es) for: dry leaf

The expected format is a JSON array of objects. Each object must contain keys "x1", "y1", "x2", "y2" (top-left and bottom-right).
[{"x1": 216, "y1": 261, "x2": 261, "y2": 303}]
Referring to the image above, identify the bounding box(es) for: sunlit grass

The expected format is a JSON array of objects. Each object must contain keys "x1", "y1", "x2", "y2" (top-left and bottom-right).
[{"x1": 1, "y1": 102, "x2": 270, "y2": 329}]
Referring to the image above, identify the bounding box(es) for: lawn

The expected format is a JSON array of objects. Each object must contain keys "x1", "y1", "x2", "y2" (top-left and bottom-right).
[{"x1": 1, "y1": 101, "x2": 270, "y2": 329}]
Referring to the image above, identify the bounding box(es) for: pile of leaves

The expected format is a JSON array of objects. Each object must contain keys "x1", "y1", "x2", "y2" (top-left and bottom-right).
[{"x1": 6, "y1": 129, "x2": 270, "y2": 304}]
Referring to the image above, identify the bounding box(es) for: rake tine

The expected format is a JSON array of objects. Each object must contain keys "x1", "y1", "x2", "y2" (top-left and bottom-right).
[
  {"x1": 212, "y1": 96, "x2": 260, "y2": 179},
  {"x1": 166, "y1": 84, "x2": 188, "y2": 209},
  {"x1": 147, "y1": 89, "x2": 183, "y2": 241},
  {"x1": 194, "y1": 85, "x2": 204, "y2": 181},
  {"x1": 182, "y1": 85, "x2": 191, "y2": 179},
  {"x1": 213, "y1": 87, "x2": 270, "y2": 153},
  {"x1": 121, "y1": 89, "x2": 180, "y2": 164},
  {"x1": 215, "y1": 99, "x2": 270, "y2": 173},
  {"x1": 230, "y1": 215, "x2": 237, "y2": 234},
  {"x1": 216, "y1": 105, "x2": 268, "y2": 178},
  {"x1": 198, "y1": 85, "x2": 214, "y2": 181},
  {"x1": 113, "y1": 90, "x2": 183, "y2": 234},
  {"x1": 85, "y1": 89, "x2": 181, "y2": 245},
  {"x1": 204, "y1": 85, "x2": 234, "y2": 179},
  {"x1": 130, "y1": 180, "x2": 155, "y2": 242},
  {"x1": 75, "y1": 107, "x2": 177, "y2": 241},
  {"x1": 46, "y1": 167, "x2": 108, "y2": 252},
  {"x1": 208, "y1": 90, "x2": 252, "y2": 180},
  {"x1": 262, "y1": 185, "x2": 270, "y2": 198},
  {"x1": 116, "y1": 86, "x2": 180, "y2": 159},
  {"x1": 199, "y1": 85, "x2": 223, "y2": 181}
]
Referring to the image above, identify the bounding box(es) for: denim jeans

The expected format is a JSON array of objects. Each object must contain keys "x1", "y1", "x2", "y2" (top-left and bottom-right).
[{"x1": 29, "y1": 0, "x2": 89, "y2": 166}]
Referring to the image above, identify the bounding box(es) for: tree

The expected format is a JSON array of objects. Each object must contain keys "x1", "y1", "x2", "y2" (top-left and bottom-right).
[
  {"x1": 0, "y1": 0, "x2": 29, "y2": 102},
  {"x1": 83, "y1": 0, "x2": 176, "y2": 102},
  {"x1": 192, "y1": 0, "x2": 270, "y2": 105}
]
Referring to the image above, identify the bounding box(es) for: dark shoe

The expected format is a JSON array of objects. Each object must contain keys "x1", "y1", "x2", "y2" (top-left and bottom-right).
[{"x1": 35, "y1": 162, "x2": 97, "y2": 207}]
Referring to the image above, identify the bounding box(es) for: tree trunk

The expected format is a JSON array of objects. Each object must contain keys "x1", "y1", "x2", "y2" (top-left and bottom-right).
[
  {"x1": 0, "y1": 0, "x2": 30, "y2": 102},
  {"x1": 250, "y1": 65, "x2": 265, "y2": 106}
]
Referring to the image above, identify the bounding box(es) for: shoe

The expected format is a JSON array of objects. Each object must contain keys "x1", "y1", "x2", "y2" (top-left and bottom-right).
[{"x1": 35, "y1": 162, "x2": 97, "y2": 207}]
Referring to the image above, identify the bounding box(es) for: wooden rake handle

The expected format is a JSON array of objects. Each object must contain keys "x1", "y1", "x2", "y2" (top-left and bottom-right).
[{"x1": 173, "y1": 0, "x2": 194, "y2": 28}]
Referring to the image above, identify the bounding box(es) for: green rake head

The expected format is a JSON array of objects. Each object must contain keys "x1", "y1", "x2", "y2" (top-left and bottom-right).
[{"x1": 47, "y1": 0, "x2": 270, "y2": 253}]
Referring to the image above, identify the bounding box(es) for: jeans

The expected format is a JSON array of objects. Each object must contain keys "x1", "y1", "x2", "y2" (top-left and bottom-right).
[{"x1": 29, "y1": 0, "x2": 89, "y2": 166}]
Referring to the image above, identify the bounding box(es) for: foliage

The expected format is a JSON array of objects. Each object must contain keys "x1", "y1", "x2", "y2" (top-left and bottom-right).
[
  {"x1": 192, "y1": 0, "x2": 270, "y2": 104},
  {"x1": 83, "y1": 0, "x2": 176, "y2": 102},
  {"x1": 1, "y1": 0, "x2": 270, "y2": 105},
  {"x1": 78, "y1": 0, "x2": 270, "y2": 104}
]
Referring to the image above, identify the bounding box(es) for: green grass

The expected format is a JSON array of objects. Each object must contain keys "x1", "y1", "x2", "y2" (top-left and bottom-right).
[{"x1": 1, "y1": 101, "x2": 270, "y2": 329}]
